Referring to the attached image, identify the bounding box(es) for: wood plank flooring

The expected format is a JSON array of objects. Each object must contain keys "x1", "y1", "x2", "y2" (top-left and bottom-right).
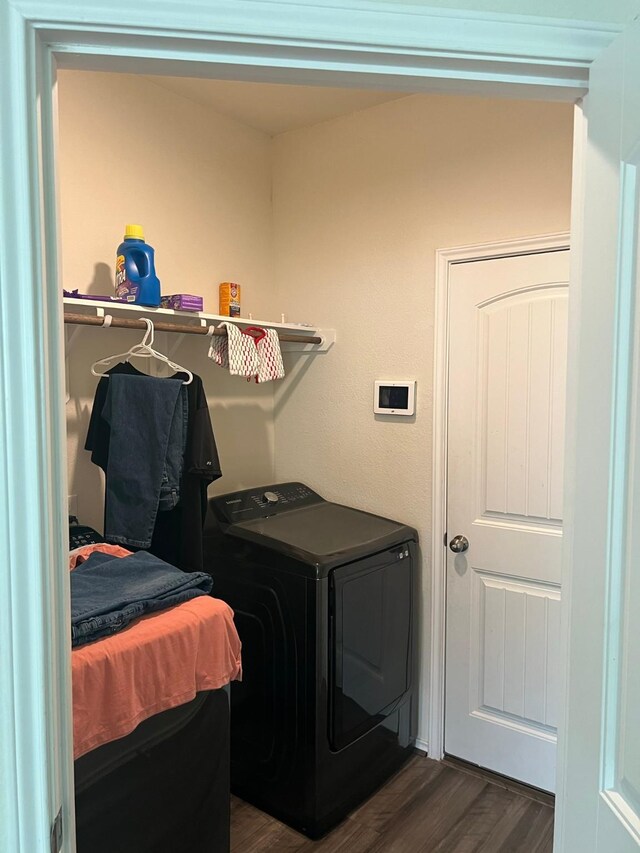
[{"x1": 230, "y1": 756, "x2": 554, "y2": 853}]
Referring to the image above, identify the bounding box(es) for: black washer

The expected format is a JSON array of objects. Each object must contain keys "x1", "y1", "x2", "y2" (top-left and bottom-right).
[{"x1": 204, "y1": 482, "x2": 418, "y2": 839}]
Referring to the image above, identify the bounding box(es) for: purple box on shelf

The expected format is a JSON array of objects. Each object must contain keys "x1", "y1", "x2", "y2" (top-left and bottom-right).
[
  {"x1": 63, "y1": 289, "x2": 126, "y2": 302},
  {"x1": 160, "y1": 294, "x2": 204, "y2": 312}
]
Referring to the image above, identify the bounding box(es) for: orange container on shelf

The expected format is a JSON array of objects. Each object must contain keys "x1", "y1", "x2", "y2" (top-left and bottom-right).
[{"x1": 219, "y1": 282, "x2": 241, "y2": 317}]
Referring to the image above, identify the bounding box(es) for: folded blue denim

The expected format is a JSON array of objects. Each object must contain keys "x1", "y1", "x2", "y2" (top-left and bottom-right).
[
  {"x1": 70, "y1": 550, "x2": 213, "y2": 648},
  {"x1": 102, "y1": 374, "x2": 186, "y2": 548}
]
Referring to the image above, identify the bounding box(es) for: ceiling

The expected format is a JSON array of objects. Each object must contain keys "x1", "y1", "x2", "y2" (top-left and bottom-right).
[{"x1": 147, "y1": 76, "x2": 408, "y2": 136}]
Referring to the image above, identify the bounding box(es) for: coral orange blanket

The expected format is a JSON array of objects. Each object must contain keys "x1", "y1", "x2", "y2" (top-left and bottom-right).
[{"x1": 70, "y1": 546, "x2": 241, "y2": 759}]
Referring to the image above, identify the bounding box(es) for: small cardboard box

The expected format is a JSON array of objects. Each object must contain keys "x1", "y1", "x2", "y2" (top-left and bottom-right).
[
  {"x1": 219, "y1": 282, "x2": 241, "y2": 317},
  {"x1": 160, "y1": 294, "x2": 204, "y2": 312}
]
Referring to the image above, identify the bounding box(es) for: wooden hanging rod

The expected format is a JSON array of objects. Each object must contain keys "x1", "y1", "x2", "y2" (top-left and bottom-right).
[{"x1": 63, "y1": 312, "x2": 322, "y2": 345}]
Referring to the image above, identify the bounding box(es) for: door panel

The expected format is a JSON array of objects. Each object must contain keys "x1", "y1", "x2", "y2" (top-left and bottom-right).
[
  {"x1": 473, "y1": 572, "x2": 560, "y2": 730},
  {"x1": 445, "y1": 250, "x2": 569, "y2": 793},
  {"x1": 482, "y1": 287, "x2": 567, "y2": 526}
]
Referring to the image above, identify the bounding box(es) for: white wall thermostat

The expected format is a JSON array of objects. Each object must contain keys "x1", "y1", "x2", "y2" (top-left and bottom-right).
[{"x1": 373, "y1": 381, "x2": 416, "y2": 416}]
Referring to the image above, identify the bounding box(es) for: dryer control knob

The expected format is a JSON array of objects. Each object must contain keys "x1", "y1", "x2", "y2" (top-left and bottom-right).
[{"x1": 262, "y1": 491, "x2": 279, "y2": 505}]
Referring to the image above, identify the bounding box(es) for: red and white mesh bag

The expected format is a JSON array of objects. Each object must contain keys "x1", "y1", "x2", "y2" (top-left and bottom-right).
[
  {"x1": 208, "y1": 322, "x2": 260, "y2": 378},
  {"x1": 255, "y1": 328, "x2": 285, "y2": 383}
]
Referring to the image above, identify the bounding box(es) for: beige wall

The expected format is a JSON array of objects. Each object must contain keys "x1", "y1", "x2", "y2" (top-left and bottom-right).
[
  {"x1": 58, "y1": 70, "x2": 276, "y2": 530},
  {"x1": 59, "y1": 75, "x2": 574, "y2": 742},
  {"x1": 271, "y1": 93, "x2": 574, "y2": 740}
]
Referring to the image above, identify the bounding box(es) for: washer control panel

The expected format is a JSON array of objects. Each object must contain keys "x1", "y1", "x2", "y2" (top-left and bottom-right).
[{"x1": 211, "y1": 482, "x2": 322, "y2": 523}]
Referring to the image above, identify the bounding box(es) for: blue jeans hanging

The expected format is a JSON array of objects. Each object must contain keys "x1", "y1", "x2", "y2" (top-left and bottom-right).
[{"x1": 101, "y1": 373, "x2": 186, "y2": 548}]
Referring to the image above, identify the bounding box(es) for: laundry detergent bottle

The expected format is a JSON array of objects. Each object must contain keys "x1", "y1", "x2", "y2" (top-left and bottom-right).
[{"x1": 115, "y1": 224, "x2": 161, "y2": 306}]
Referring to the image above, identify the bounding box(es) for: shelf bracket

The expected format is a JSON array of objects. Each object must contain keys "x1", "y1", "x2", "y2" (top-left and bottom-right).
[{"x1": 280, "y1": 328, "x2": 335, "y2": 353}]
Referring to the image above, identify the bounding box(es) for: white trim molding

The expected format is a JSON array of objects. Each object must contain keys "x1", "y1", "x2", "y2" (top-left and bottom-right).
[
  {"x1": 19, "y1": 0, "x2": 617, "y2": 99},
  {"x1": 0, "y1": 6, "x2": 75, "y2": 853},
  {"x1": 0, "y1": 0, "x2": 605, "y2": 848},
  {"x1": 428, "y1": 231, "x2": 570, "y2": 762},
  {"x1": 553, "y1": 102, "x2": 587, "y2": 852}
]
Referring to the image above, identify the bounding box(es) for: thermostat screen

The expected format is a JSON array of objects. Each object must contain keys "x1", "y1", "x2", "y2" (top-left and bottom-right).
[
  {"x1": 373, "y1": 380, "x2": 415, "y2": 416},
  {"x1": 379, "y1": 386, "x2": 409, "y2": 409}
]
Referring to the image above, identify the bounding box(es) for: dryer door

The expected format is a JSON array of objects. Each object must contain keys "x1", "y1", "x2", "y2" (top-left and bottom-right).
[{"x1": 329, "y1": 545, "x2": 412, "y2": 751}]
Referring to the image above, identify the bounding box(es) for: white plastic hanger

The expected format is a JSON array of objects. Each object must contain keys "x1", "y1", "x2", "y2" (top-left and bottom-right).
[{"x1": 91, "y1": 318, "x2": 193, "y2": 385}]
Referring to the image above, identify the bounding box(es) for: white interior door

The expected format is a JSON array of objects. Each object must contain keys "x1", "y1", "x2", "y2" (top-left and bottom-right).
[
  {"x1": 445, "y1": 249, "x2": 570, "y2": 793},
  {"x1": 557, "y1": 19, "x2": 640, "y2": 853}
]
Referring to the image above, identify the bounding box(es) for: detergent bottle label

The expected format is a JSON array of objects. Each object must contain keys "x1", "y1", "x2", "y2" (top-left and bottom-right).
[
  {"x1": 115, "y1": 254, "x2": 126, "y2": 289},
  {"x1": 115, "y1": 253, "x2": 138, "y2": 302}
]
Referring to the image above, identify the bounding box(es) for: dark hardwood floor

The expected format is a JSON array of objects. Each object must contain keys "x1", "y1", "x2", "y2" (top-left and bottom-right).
[{"x1": 230, "y1": 756, "x2": 554, "y2": 853}]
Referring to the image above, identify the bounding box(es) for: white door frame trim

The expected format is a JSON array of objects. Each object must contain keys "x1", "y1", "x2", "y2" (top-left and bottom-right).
[
  {"x1": 427, "y1": 230, "x2": 571, "y2": 760},
  {"x1": 553, "y1": 102, "x2": 587, "y2": 852},
  {"x1": 0, "y1": 1, "x2": 605, "y2": 848}
]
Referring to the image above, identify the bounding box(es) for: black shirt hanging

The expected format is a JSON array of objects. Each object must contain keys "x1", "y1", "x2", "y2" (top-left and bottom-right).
[{"x1": 85, "y1": 361, "x2": 221, "y2": 572}]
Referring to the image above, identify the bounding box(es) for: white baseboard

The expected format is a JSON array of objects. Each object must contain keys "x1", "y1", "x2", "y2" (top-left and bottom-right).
[{"x1": 415, "y1": 737, "x2": 429, "y2": 755}]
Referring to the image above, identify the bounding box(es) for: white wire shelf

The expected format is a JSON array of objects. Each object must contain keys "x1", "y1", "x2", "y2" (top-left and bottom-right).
[{"x1": 62, "y1": 297, "x2": 336, "y2": 353}]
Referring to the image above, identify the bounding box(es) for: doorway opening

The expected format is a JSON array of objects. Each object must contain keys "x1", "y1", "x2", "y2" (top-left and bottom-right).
[{"x1": 58, "y1": 64, "x2": 575, "y2": 798}]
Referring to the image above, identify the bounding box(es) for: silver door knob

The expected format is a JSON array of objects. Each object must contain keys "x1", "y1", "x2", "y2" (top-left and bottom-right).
[{"x1": 449, "y1": 535, "x2": 469, "y2": 553}]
